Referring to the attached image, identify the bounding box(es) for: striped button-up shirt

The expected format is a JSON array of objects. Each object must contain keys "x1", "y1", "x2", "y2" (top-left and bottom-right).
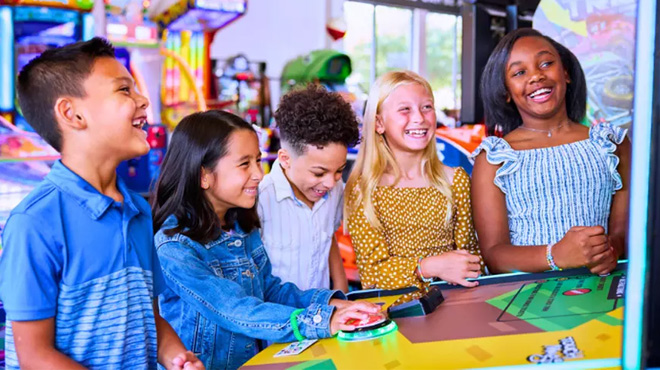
[{"x1": 257, "y1": 160, "x2": 343, "y2": 290}]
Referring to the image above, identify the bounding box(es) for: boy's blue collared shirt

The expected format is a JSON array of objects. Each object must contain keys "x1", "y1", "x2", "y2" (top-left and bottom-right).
[
  {"x1": 0, "y1": 160, "x2": 165, "y2": 369},
  {"x1": 155, "y1": 215, "x2": 345, "y2": 370}
]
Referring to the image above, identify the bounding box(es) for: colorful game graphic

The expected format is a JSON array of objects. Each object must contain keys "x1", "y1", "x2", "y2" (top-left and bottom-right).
[
  {"x1": 435, "y1": 124, "x2": 485, "y2": 175},
  {"x1": 0, "y1": 1, "x2": 94, "y2": 130},
  {"x1": 105, "y1": 0, "x2": 158, "y2": 47},
  {"x1": 533, "y1": 0, "x2": 637, "y2": 128},
  {"x1": 243, "y1": 265, "x2": 626, "y2": 369},
  {"x1": 0, "y1": 117, "x2": 56, "y2": 244},
  {"x1": 487, "y1": 272, "x2": 624, "y2": 332},
  {"x1": 152, "y1": 1, "x2": 247, "y2": 130},
  {"x1": 0, "y1": 115, "x2": 57, "y2": 370}
]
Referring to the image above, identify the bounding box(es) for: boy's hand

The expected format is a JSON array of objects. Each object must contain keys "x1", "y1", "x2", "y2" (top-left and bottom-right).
[
  {"x1": 553, "y1": 226, "x2": 609, "y2": 269},
  {"x1": 425, "y1": 250, "x2": 481, "y2": 288},
  {"x1": 170, "y1": 351, "x2": 205, "y2": 370},
  {"x1": 328, "y1": 301, "x2": 381, "y2": 335}
]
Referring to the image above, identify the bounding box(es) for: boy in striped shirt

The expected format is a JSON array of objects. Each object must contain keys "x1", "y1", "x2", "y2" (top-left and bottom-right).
[{"x1": 258, "y1": 85, "x2": 359, "y2": 292}]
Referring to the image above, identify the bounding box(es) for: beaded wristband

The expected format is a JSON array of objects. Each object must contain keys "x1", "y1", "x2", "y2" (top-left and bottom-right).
[
  {"x1": 417, "y1": 257, "x2": 433, "y2": 283},
  {"x1": 290, "y1": 309, "x2": 306, "y2": 342},
  {"x1": 546, "y1": 243, "x2": 562, "y2": 271}
]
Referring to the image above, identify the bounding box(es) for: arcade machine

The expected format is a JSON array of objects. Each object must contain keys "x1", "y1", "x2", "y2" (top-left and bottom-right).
[
  {"x1": 212, "y1": 54, "x2": 273, "y2": 172},
  {"x1": 151, "y1": 0, "x2": 247, "y2": 131},
  {"x1": 104, "y1": 0, "x2": 167, "y2": 193},
  {"x1": 0, "y1": 116, "x2": 59, "y2": 369},
  {"x1": 533, "y1": 0, "x2": 636, "y2": 128},
  {"x1": 104, "y1": 0, "x2": 159, "y2": 123},
  {"x1": 212, "y1": 54, "x2": 271, "y2": 127},
  {"x1": 0, "y1": 0, "x2": 94, "y2": 130},
  {"x1": 280, "y1": 49, "x2": 361, "y2": 117}
]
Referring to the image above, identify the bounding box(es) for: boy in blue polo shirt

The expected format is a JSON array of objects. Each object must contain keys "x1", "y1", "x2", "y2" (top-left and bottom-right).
[{"x1": 0, "y1": 38, "x2": 203, "y2": 369}]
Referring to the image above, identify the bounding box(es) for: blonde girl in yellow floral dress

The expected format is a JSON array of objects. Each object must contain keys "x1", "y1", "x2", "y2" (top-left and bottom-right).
[{"x1": 345, "y1": 70, "x2": 484, "y2": 298}]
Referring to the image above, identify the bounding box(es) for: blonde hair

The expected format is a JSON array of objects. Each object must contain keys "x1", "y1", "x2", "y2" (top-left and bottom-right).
[{"x1": 345, "y1": 70, "x2": 453, "y2": 230}]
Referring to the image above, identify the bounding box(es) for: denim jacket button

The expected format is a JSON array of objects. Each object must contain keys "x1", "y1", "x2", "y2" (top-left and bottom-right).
[
  {"x1": 234, "y1": 240, "x2": 243, "y2": 247},
  {"x1": 313, "y1": 314, "x2": 322, "y2": 324}
]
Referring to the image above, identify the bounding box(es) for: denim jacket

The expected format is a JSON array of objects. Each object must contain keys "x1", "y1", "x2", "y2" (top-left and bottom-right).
[{"x1": 155, "y1": 216, "x2": 345, "y2": 370}]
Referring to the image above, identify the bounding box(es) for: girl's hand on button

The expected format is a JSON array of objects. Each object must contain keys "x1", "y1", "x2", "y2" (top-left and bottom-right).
[
  {"x1": 329, "y1": 301, "x2": 381, "y2": 335},
  {"x1": 329, "y1": 299, "x2": 380, "y2": 312}
]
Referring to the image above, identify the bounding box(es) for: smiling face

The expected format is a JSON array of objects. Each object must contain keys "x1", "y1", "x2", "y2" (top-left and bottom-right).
[
  {"x1": 376, "y1": 82, "x2": 436, "y2": 156},
  {"x1": 202, "y1": 129, "x2": 264, "y2": 218},
  {"x1": 504, "y1": 36, "x2": 570, "y2": 123},
  {"x1": 73, "y1": 57, "x2": 150, "y2": 161},
  {"x1": 280, "y1": 142, "x2": 347, "y2": 207}
]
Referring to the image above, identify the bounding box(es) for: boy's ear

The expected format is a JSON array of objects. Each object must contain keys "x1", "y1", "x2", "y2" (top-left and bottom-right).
[
  {"x1": 375, "y1": 115, "x2": 385, "y2": 134},
  {"x1": 54, "y1": 97, "x2": 86, "y2": 130},
  {"x1": 278, "y1": 148, "x2": 291, "y2": 169}
]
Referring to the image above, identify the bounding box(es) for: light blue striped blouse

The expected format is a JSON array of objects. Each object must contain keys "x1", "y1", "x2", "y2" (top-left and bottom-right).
[{"x1": 471, "y1": 123, "x2": 627, "y2": 246}]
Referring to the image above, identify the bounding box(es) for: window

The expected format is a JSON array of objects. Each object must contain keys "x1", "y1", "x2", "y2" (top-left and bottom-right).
[
  {"x1": 426, "y1": 12, "x2": 461, "y2": 110},
  {"x1": 343, "y1": 1, "x2": 373, "y2": 92},
  {"x1": 375, "y1": 5, "x2": 412, "y2": 76},
  {"x1": 343, "y1": 1, "x2": 461, "y2": 110}
]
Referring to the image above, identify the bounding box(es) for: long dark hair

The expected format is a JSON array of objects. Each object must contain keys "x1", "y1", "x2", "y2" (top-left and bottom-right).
[
  {"x1": 480, "y1": 28, "x2": 587, "y2": 136},
  {"x1": 151, "y1": 110, "x2": 260, "y2": 243}
]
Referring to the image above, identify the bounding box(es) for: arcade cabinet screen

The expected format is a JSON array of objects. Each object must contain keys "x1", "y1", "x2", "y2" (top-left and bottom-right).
[
  {"x1": 13, "y1": 7, "x2": 81, "y2": 129},
  {"x1": 14, "y1": 7, "x2": 81, "y2": 71}
]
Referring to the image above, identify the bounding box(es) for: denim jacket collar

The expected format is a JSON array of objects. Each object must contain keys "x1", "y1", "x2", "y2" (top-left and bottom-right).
[{"x1": 159, "y1": 214, "x2": 250, "y2": 247}]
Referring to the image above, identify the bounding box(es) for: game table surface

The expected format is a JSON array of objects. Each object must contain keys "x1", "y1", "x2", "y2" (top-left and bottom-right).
[{"x1": 241, "y1": 263, "x2": 626, "y2": 369}]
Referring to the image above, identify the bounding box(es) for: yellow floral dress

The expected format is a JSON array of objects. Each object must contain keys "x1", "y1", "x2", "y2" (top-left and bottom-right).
[{"x1": 347, "y1": 167, "x2": 483, "y2": 299}]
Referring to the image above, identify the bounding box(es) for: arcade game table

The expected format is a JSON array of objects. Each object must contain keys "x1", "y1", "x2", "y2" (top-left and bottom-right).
[{"x1": 241, "y1": 263, "x2": 626, "y2": 369}]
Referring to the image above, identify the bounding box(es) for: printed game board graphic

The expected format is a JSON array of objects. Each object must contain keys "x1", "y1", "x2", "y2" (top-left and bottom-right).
[
  {"x1": 243, "y1": 266, "x2": 627, "y2": 370},
  {"x1": 487, "y1": 272, "x2": 625, "y2": 331}
]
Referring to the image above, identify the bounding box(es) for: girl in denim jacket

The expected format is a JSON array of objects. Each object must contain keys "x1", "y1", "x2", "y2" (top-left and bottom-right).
[{"x1": 151, "y1": 110, "x2": 379, "y2": 370}]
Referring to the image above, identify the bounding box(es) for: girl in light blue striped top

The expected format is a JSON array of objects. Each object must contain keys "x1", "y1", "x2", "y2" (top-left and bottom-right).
[{"x1": 471, "y1": 28, "x2": 630, "y2": 275}]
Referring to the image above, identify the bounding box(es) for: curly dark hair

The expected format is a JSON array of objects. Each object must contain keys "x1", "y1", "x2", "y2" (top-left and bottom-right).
[
  {"x1": 274, "y1": 84, "x2": 360, "y2": 155},
  {"x1": 480, "y1": 28, "x2": 586, "y2": 136}
]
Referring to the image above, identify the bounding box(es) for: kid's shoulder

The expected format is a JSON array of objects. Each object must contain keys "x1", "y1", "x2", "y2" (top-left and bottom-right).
[
  {"x1": 10, "y1": 178, "x2": 60, "y2": 217},
  {"x1": 258, "y1": 171, "x2": 276, "y2": 193}
]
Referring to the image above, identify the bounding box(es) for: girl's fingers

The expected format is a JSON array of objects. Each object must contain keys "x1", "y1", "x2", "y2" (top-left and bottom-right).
[
  {"x1": 351, "y1": 301, "x2": 381, "y2": 313},
  {"x1": 466, "y1": 254, "x2": 481, "y2": 264},
  {"x1": 465, "y1": 271, "x2": 480, "y2": 279},
  {"x1": 458, "y1": 278, "x2": 479, "y2": 288},
  {"x1": 338, "y1": 323, "x2": 357, "y2": 332},
  {"x1": 336, "y1": 309, "x2": 369, "y2": 323},
  {"x1": 467, "y1": 262, "x2": 482, "y2": 271}
]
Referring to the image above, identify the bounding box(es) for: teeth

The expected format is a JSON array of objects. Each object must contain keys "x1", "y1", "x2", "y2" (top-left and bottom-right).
[
  {"x1": 405, "y1": 129, "x2": 428, "y2": 136},
  {"x1": 529, "y1": 88, "x2": 551, "y2": 98},
  {"x1": 132, "y1": 118, "x2": 146, "y2": 128}
]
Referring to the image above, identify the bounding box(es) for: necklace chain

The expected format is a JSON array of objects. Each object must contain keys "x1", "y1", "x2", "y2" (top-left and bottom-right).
[{"x1": 519, "y1": 123, "x2": 565, "y2": 137}]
